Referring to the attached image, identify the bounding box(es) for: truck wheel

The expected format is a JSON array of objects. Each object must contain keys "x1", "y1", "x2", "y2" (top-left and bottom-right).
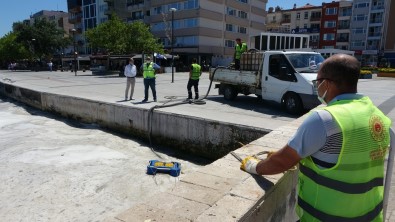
[
  {"x1": 283, "y1": 93, "x2": 303, "y2": 114},
  {"x1": 223, "y1": 85, "x2": 237, "y2": 100}
]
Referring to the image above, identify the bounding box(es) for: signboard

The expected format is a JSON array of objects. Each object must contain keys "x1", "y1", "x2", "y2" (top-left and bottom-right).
[{"x1": 291, "y1": 28, "x2": 320, "y2": 34}]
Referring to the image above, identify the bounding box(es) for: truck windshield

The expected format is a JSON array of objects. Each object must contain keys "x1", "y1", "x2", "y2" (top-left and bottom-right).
[{"x1": 286, "y1": 54, "x2": 325, "y2": 73}]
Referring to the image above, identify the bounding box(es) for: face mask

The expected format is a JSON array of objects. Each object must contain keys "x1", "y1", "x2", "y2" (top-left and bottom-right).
[{"x1": 317, "y1": 80, "x2": 328, "y2": 105}]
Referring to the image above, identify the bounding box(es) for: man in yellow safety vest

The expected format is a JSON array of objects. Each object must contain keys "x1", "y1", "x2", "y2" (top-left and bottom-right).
[{"x1": 241, "y1": 54, "x2": 393, "y2": 221}]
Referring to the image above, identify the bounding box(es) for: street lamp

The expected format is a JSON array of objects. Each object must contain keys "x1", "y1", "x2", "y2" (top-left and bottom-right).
[
  {"x1": 169, "y1": 8, "x2": 177, "y2": 83},
  {"x1": 71, "y1": 28, "x2": 77, "y2": 76},
  {"x1": 31, "y1": 38, "x2": 36, "y2": 71}
]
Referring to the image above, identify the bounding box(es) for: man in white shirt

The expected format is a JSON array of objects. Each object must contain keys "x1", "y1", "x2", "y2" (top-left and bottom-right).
[{"x1": 124, "y1": 58, "x2": 137, "y2": 100}]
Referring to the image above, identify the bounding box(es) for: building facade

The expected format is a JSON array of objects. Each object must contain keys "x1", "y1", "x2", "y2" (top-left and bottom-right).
[{"x1": 125, "y1": 0, "x2": 267, "y2": 67}]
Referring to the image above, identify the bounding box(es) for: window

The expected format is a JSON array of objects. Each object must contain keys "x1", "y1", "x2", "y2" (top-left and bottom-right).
[
  {"x1": 304, "y1": 12, "x2": 309, "y2": 19},
  {"x1": 311, "y1": 11, "x2": 321, "y2": 19},
  {"x1": 354, "y1": 2, "x2": 369, "y2": 8},
  {"x1": 226, "y1": 24, "x2": 234, "y2": 32},
  {"x1": 340, "y1": 7, "x2": 352, "y2": 16},
  {"x1": 352, "y1": 28, "x2": 366, "y2": 34},
  {"x1": 296, "y1": 13, "x2": 300, "y2": 20},
  {"x1": 353, "y1": 14, "x2": 367, "y2": 21},
  {"x1": 268, "y1": 55, "x2": 296, "y2": 82},
  {"x1": 304, "y1": 24, "x2": 308, "y2": 28},
  {"x1": 225, "y1": 40, "x2": 235, "y2": 48},
  {"x1": 336, "y1": 33, "x2": 349, "y2": 42},
  {"x1": 237, "y1": 0, "x2": 248, "y2": 3},
  {"x1": 132, "y1": 11, "x2": 143, "y2": 20},
  {"x1": 310, "y1": 35, "x2": 319, "y2": 42},
  {"x1": 153, "y1": 7, "x2": 163, "y2": 14},
  {"x1": 338, "y1": 20, "x2": 350, "y2": 29},
  {"x1": 184, "y1": 0, "x2": 198, "y2": 10},
  {"x1": 238, "y1": 27, "x2": 247, "y2": 34},
  {"x1": 324, "y1": 21, "x2": 336, "y2": 28},
  {"x1": 227, "y1": 7, "x2": 236, "y2": 16},
  {"x1": 238, "y1": 11, "x2": 247, "y2": 19},
  {"x1": 351, "y1": 40, "x2": 365, "y2": 47},
  {"x1": 323, "y1": 33, "x2": 335, "y2": 40},
  {"x1": 311, "y1": 23, "x2": 320, "y2": 29},
  {"x1": 326, "y1": 8, "x2": 337, "y2": 15}
]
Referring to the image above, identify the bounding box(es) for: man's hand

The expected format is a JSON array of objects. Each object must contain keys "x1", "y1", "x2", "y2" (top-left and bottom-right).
[{"x1": 240, "y1": 156, "x2": 260, "y2": 174}]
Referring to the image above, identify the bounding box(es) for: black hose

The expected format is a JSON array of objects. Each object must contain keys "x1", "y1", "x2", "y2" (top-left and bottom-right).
[{"x1": 147, "y1": 66, "x2": 228, "y2": 158}]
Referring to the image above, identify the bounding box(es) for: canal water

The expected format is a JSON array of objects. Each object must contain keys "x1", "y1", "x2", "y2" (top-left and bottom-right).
[{"x1": 0, "y1": 97, "x2": 208, "y2": 221}]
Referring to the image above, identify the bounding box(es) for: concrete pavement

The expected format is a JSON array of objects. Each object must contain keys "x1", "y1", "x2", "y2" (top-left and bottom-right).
[{"x1": 1, "y1": 69, "x2": 394, "y2": 221}]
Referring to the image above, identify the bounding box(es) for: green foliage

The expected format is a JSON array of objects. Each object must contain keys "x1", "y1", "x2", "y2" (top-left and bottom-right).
[
  {"x1": 360, "y1": 66, "x2": 378, "y2": 71},
  {"x1": 0, "y1": 18, "x2": 70, "y2": 68},
  {"x1": 0, "y1": 32, "x2": 29, "y2": 61},
  {"x1": 360, "y1": 70, "x2": 372, "y2": 75},
  {"x1": 85, "y1": 14, "x2": 163, "y2": 55},
  {"x1": 378, "y1": 68, "x2": 395, "y2": 73}
]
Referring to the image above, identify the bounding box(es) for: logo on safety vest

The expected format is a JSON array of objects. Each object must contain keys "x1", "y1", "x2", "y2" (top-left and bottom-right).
[{"x1": 369, "y1": 115, "x2": 385, "y2": 141}]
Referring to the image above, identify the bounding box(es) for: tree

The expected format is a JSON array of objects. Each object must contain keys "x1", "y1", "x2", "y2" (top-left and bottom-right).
[
  {"x1": 13, "y1": 18, "x2": 70, "y2": 61},
  {"x1": 85, "y1": 14, "x2": 163, "y2": 55},
  {"x1": 0, "y1": 32, "x2": 29, "y2": 63}
]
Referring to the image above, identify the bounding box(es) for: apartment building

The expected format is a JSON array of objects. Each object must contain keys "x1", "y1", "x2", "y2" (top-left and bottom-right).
[
  {"x1": 349, "y1": 0, "x2": 387, "y2": 66},
  {"x1": 124, "y1": 0, "x2": 267, "y2": 66},
  {"x1": 383, "y1": 0, "x2": 395, "y2": 67},
  {"x1": 29, "y1": 10, "x2": 72, "y2": 36},
  {"x1": 320, "y1": 1, "x2": 339, "y2": 49},
  {"x1": 267, "y1": 4, "x2": 322, "y2": 49},
  {"x1": 336, "y1": 0, "x2": 352, "y2": 50}
]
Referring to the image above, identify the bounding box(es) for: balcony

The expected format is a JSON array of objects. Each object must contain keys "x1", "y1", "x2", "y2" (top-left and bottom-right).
[
  {"x1": 336, "y1": 37, "x2": 349, "y2": 42},
  {"x1": 371, "y1": 5, "x2": 384, "y2": 10},
  {"x1": 369, "y1": 18, "x2": 383, "y2": 24},
  {"x1": 366, "y1": 45, "x2": 379, "y2": 50},
  {"x1": 281, "y1": 19, "x2": 291, "y2": 24},
  {"x1": 68, "y1": 16, "x2": 82, "y2": 24},
  {"x1": 338, "y1": 24, "x2": 350, "y2": 29},
  {"x1": 126, "y1": 0, "x2": 144, "y2": 7},
  {"x1": 310, "y1": 16, "x2": 321, "y2": 21},
  {"x1": 368, "y1": 32, "x2": 381, "y2": 38}
]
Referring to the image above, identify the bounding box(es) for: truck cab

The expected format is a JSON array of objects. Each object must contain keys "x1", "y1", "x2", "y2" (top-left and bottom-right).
[
  {"x1": 210, "y1": 51, "x2": 324, "y2": 114},
  {"x1": 262, "y1": 51, "x2": 323, "y2": 114}
]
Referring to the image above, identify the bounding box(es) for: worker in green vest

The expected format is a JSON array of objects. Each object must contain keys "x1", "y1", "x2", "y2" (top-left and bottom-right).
[
  {"x1": 240, "y1": 54, "x2": 393, "y2": 221},
  {"x1": 140, "y1": 56, "x2": 160, "y2": 102},
  {"x1": 234, "y1": 38, "x2": 247, "y2": 70},
  {"x1": 187, "y1": 58, "x2": 202, "y2": 100}
]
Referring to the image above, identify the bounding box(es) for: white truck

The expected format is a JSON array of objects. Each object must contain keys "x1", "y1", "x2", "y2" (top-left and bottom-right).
[{"x1": 210, "y1": 50, "x2": 324, "y2": 114}]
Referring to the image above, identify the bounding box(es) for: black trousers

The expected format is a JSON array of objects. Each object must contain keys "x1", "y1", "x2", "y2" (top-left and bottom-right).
[
  {"x1": 144, "y1": 78, "x2": 156, "y2": 100},
  {"x1": 187, "y1": 79, "x2": 199, "y2": 99},
  {"x1": 234, "y1": 59, "x2": 240, "y2": 70}
]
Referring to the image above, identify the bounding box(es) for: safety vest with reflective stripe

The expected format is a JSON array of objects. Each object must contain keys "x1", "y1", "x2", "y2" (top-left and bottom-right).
[
  {"x1": 143, "y1": 62, "x2": 155, "y2": 78},
  {"x1": 191, "y1": 63, "x2": 201, "y2": 80},
  {"x1": 296, "y1": 96, "x2": 391, "y2": 222},
  {"x1": 235, "y1": 42, "x2": 247, "y2": 59}
]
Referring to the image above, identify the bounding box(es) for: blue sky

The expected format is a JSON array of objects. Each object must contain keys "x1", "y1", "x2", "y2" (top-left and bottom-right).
[
  {"x1": 0, "y1": 0, "x2": 67, "y2": 37},
  {"x1": 267, "y1": 0, "x2": 324, "y2": 9},
  {"x1": 0, "y1": 0, "x2": 325, "y2": 38}
]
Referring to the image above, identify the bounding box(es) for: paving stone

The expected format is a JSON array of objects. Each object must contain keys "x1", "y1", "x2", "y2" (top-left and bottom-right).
[
  {"x1": 181, "y1": 171, "x2": 239, "y2": 191},
  {"x1": 195, "y1": 194, "x2": 255, "y2": 222},
  {"x1": 229, "y1": 175, "x2": 272, "y2": 201},
  {"x1": 198, "y1": 158, "x2": 250, "y2": 181},
  {"x1": 115, "y1": 203, "x2": 191, "y2": 222},
  {"x1": 145, "y1": 193, "x2": 210, "y2": 220},
  {"x1": 166, "y1": 181, "x2": 224, "y2": 206}
]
